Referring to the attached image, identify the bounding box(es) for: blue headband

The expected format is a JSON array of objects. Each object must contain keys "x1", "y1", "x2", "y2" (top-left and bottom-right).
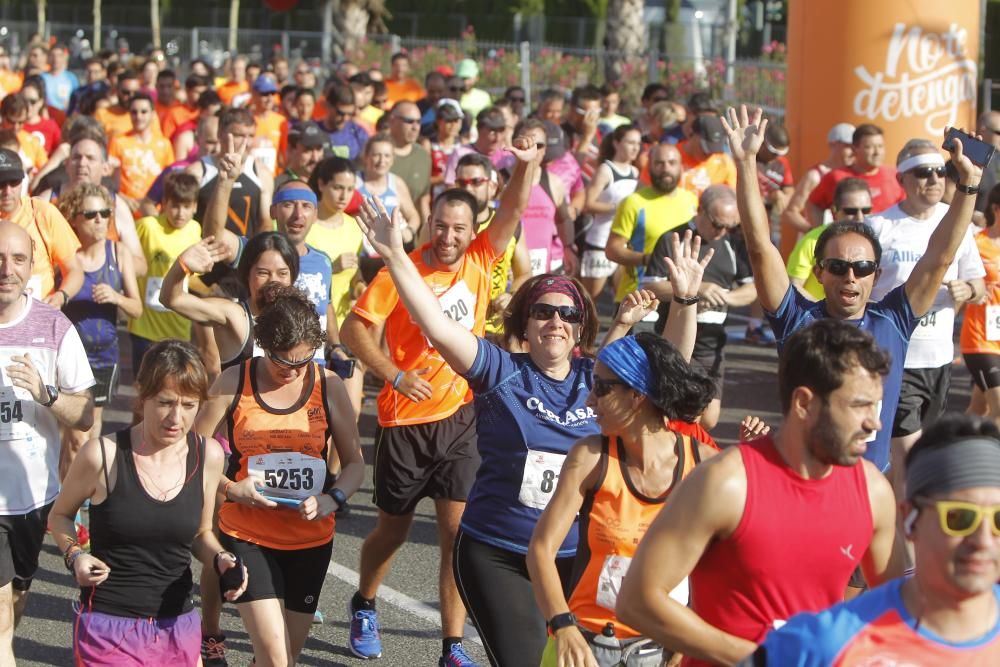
[
  {"x1": 273, "y1": 187, "x2": 318, "y2": 206},
  {"x1": 597, "y1": 336, "x2": 654, "y2": 397}
]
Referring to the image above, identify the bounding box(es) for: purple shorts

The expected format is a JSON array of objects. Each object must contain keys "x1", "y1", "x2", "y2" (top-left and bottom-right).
[{"x1": 74, "y1": 607, "x2": 200, "y2": 666}]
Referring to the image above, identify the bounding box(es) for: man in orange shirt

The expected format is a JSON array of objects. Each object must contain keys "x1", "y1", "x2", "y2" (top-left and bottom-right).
[
  {"x1": 109, "y1": 92, "x2": 175, "y2": 205},
  {"x1": 678, "y1": 114, "x2": 737, "y2": 197},
  {"x1": 0, "y1": 95, "x2": 46, "y2": 176},
  {"x1": 385, "y1": 52, "x2": 425, "y2": 105},
  {"x1": 161, "y1": 74, "x2": 209, "y2": 143},
  {"x1": 153, "y1": 69, "x2": 180, "y2": 127},
  {"x1": 0, "y1": 149, "x2": 83, "y2": 306},
  {"x1": 340, "y1": 139, "x2": 538, "y2": 661},
  {"x1": 94, "y1": 71, "x2": 143, "y2": 142},
  {"x1": 216, "y1": 55, "x2": 249, "y2": 107},
  {"x1": 248, "y1": 74, "x2": 287, "y2": 175},
  {"x1": 0, "y1": 46, "x2": 22, "y2": 99}
]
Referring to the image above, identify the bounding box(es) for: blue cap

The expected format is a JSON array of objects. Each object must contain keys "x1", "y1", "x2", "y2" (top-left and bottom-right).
[{"x1": 253, "y1": 74, "x2": 279, "y2": 94}]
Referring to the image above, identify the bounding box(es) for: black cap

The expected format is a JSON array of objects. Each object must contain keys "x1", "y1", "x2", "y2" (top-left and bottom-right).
[
  {"x1": 0, "y1": 149, "x2": 25, "y2": 182},
  {"x1": 541, "y1": 120, "x2": 567, "y2": 163},
  {"x1": 693, "y1": 114, "x2": 726, "y2": 155},
  {"x1": 289, "y1": 122, "x2": 329, "y2": 149}
]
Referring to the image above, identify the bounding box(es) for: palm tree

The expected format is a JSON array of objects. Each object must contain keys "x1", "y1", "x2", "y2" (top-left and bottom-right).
[
  {"x1": 605, "y1": 0, "x2": 647, "y2": 83},
  {"x1": 36, "y1": 0, "x2": 46, "y2": 38},
  {"x1": 94, "y1": 0, "x2": 101, "y2": 51},
  {"x1": 228, "y1": 0, "x2": 239, "y2": 53}
]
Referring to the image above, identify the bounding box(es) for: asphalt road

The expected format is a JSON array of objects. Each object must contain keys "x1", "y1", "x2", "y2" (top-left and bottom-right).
[{"x1": 12, "y1": 321, "x2": 974, "y2": 667}]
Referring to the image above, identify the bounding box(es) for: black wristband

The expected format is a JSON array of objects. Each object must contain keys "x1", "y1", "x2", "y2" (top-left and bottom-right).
[
  {"x1": 955, "y1": 182, "x2": 980, "y2": 194},
  {"x1": 213, "y1": 551, "x2": 237, "y2": 576},
  {"x1": 547, "y1": 612, "x2": 577, "y2": 632},
  {"x1": 327, "y1": 487, "x2": 348, "y2": 513},
  {"x1": 673, "y1": 294, "x2": 700, "y2": 306}
]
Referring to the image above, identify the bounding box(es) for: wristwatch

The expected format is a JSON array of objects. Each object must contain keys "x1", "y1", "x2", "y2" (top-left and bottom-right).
[
  {"x1": 327, "y1": 488, "x2": 349, "y2": 514},
  {"x1": 547, "y1": 612, "x2": 577, "y2": 632},
  {"x1": 39, "y1": 384, "x2": 58, "y2": 407}
]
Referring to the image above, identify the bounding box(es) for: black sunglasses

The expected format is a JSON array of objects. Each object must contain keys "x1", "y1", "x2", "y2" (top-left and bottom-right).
[
  {"x1": 267, "y1": 349, "x2": 315, "y2": 369},
  {"x1": 528, "y1": 303, "x2": 583, "y2": 323},
  {"x1": 839, "y1": 206, "x2": 872, "y2": 216},
  {"x1": 82, "y1": 208, "x2": 112, "y2": 220},
  {"x1": 449, "y1": 86, "x2": 463, "y2": 92},
  {"x1": 592, "y1": 377, "x2": 627, "y2": 398},
  {"x1": 393, "y1": 116, "x2": 421, "y2": 125},
  {"x1": 707, "y1": 213, "x2": 738, "y2": 232},
  {"x1": 818, "y1": 259, "x2": 879, "y2": 277},
  {"x1": 909, "y1": 166, "x2": 947, "y2": 179}
]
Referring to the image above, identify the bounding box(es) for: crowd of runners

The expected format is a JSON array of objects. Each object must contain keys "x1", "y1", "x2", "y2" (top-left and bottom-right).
[{"x1": 0, "y1": 37, "x2": 1000, "y2": 667}]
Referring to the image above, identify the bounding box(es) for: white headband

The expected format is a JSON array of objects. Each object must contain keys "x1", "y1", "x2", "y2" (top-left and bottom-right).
[{"x1": 897, "y1": 152, "x2": 945, "y2": 173}]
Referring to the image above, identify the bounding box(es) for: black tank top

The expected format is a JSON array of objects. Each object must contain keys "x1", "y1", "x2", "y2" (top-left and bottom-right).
[
  {"x1": 220, "y1": 299, "x2": 255, "y2": 371},
  {"x1": 85, "y1": 429, "x2": 204, "y2": 618}
]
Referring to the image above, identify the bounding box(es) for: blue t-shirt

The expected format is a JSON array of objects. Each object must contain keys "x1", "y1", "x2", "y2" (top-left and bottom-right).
[
  {"x1": 766, "y1": 284, "x2": 918, "y2": 472},
  {"x1": 460, "y1": 339, "x2": 600, "y2": 557},
  {"x1": 319, "y1": 120, "x2": 369, "y2": 161},
  {"x1": 756, "y1": 579, "x2": 1000, "y2": 666},
  {"x1": 41, "y1": 70, "x2": 80, "y2": 111}
]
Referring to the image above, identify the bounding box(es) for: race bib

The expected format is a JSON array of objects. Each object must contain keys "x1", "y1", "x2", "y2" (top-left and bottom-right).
[
  {"x1": 529, "y1": 248, "x2": 548, "y2": 276},
  {"x1": 144, "y1": 276, "x2": 171, "y2": 312},
  {"x1": 247, "y1": 452, "x2": 327, "y2": 501},
  {"x1": 912, "y1": 309, "x2": 951, "y2": 341},
  {"x1": 580, "y1": 249, "x2": 615, "y2": 278},
  {"x1": 25, "y1": 275, "x2": 42, "y2": 300},
  {"x1": 987, "y1": 305, "x2": 1000, "y2": 341},
  {"x1": 437, "y1": 280, "x2": 477, "y2": 331},
  {"x1": 518, "y1": 449, "x2": 567, "y2": 510},
  {"x1": 251, "y1": 146, "x2": 278, "y2": 174},
  {"x1": 596, "y1": 555, "x2": 690, "y2": 611},
  {"x1": 0, "y1": 387, "x2": 33, "y2": 440}
]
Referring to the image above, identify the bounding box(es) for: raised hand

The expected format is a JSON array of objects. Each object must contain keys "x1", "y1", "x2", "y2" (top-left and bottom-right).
[
  {"x1": 740, "y1": 414, "x2": 771, "y2": 442},
  {"x1": 661, "y1": 230, "x2": 714, "y2": 300},
  {"x1": 720, "y1": 105, "x2": 768, "y2": 162},
  {"x1": 507, "y1": 133, "x2": 540, "y2": 163},
  {"x1": 218, "y1": 131, "x2": 251, "y2": 181},
  {"x1": 615, "y1": 289, "x2": 660, "y2": 327},
  {"x1": 355, "y1": 196, "x2": 406, "y2": 259},
  {"x1": 178, "y1": 236, "x2": 230, "y2": 275}
]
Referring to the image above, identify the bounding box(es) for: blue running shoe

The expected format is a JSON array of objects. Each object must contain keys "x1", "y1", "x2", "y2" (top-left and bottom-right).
[
  {"x1": 312, "y1": 609, "x2": 324, "y2": 624},
  {"x1": 439, "y1": 642, "x2": 479, "y2": 667},
  {"x1": 348, "y1": 605, "x2": 382, "y2": 659}
]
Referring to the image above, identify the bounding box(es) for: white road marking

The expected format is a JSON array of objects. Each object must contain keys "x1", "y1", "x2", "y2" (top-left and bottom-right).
[{"x1": 326, "y1": 560, "x2": 482, "y2": 646}]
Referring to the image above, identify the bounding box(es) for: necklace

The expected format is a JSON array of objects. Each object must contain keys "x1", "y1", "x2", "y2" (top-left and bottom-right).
[{"x1": 131, "y1": 425, "x2": 188, "y2": 501}]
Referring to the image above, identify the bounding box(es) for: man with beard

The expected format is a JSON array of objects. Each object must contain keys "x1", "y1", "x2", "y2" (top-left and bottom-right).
[
  {"x1": 339, "y1": 139, "x2": 538, "y2": 663},
  {"x1": 720, "y1": 105, "x2": 982, "y2": 474},
  {"x1": 616, "y1": 319, "x2": 904, "y2": 666},
  {"x1": 605, "y1": 143, "x2": 698, "y2": 304},
  {"x1": 868, "y1": 140, "x2": 985, "y2": 490},
  {"x1": 743, "y1": 413, "x2": 1000, "y2": 665}
]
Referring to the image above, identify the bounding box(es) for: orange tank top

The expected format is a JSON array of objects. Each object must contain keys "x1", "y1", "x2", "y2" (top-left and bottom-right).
[
  {"x1": 218, "y1": 359, "x2": 336, "y2": 550},
  {"x1": 567, "y1": 433, "x2": 700, "y2": 638}
]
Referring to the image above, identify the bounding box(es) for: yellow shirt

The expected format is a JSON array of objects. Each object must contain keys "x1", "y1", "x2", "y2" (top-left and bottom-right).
[
  {"x1": 476, "y1": 209, "x2": 518, "y2": 335},
  {"x1": 610, "y1": 186, "x2": 697, "y2": 300},
  {"x1": 305, "y1": 214, "x2": 363, "y2": 326},
  {"x1": 786, "y1": 224, "x2": 827, "y2": 300},
  {"x1": 128, "y1": 214, "x2": 202, "y2": 342}
]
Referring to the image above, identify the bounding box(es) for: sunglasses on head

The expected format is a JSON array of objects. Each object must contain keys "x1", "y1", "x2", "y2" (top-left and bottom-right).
[
  {"x1": 915, "y1": 499, "x2": 1000, "y2": 538},
  {"x1": 909, "y1": 165, "x2": 947, "y2": 179},
  {"x1": 82, "y1": 208, "x2": 112, "y2": 220},
  {"x1": 839, "y1": 206, "x2": 872, "y2": 216},
  {"x1": 528, "y1": 302, "x2": 583, "y2": 323},
  {"x1": 267, "y1": 349, "x2": 315, "y2": 369},
  {"x1": 818, "y1": 258, "x2": 879, "y2": 277},
  {"x1": 457, "y1": 176, "x2": 489, "y2": 187},
  {"x1": 592, "y1": 376, "x2": 627, "y2": 398}
]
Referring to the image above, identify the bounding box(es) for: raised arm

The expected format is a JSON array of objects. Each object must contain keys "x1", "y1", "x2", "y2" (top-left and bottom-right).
[
  {"x1": 355, "y1": 196, "x2": 479, "y2": 375},
  {"x1": 660, "y1": 230, "x2": 713, "y2": 362},
  {"x1": 201, "y1": 135, "x2": 247, "y2": 261},
  {"x1": 721, "y1": 106, "x2": 789, "y2": 312},
  {"x1": 486, "y1": 136, "x2": 540, "y2": 255},
  {"x1": 904, "y1": 131, "x2": 984, "y2": 317}
]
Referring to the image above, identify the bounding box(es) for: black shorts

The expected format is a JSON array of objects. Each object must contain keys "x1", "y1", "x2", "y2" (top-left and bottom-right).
[
  {"x1": 964, "y1": 353, "x2": 1000, "y2": 391},
  {"x1": 91, "y1": 364, "x2": 120, "y2": 407},
  {"x1": 892, "y1": 365, "x2": 952, "y2": 437},
  {"x1": 373, "y1": 402, "x2": 480, "y2": 515},
  {"x1": 0, "y1": 502, "x2": 53, "y2": 592},
  {"x1": 218, "y1": 534, "x2": 333, "y2": 614},
  {"x1": 690, "y1": 324, "x2": 727, "y2": 399}
]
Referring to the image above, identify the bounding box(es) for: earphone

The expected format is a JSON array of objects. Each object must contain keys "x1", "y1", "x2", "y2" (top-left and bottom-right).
[{"x1": 903, "y1": 508, "x2": 919, "y2": 536}]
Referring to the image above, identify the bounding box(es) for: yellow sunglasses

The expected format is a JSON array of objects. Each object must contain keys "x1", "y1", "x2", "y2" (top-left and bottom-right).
[{"x1": 916, "y1": 499, "x2": 1000, "y2": 538}]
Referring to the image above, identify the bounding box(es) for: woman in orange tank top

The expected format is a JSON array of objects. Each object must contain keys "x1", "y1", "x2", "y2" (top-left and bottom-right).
[
  {"x1": 196, "y1": 285, "x2": 365, "y2": 666},
  {"x1": 528, "y1": 326, "x2": 718, "y2": 667}
]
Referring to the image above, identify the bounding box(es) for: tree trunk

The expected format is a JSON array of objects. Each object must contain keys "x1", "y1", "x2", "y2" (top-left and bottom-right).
[
  {"x1": 605, "y1": 0, "x2": 647, "y2": 84},
  {"x1": 150, "y1": 0, "x2": 161, "y2": 48},
  {"x1": 36, "y1": 0, "x2": 46, "y2": 40},
  {"x1": 94, "y1": 0, "x2": 101, "y2": 51},
  {"x1": 228, "y1": 0, "x2": 240, "y2": 53}
]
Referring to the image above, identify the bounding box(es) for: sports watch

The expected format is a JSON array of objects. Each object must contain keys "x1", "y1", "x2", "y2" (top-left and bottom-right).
[
  {"x1": 327, "y1": 487, "x2": 349, "y2": 514},
  {"x1": 39, "y1": 384, "x2": 58, "y2": 407}
]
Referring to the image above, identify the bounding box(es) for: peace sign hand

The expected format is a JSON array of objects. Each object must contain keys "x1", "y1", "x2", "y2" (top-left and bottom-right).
[{"x1": 218, "y1": 132, "x2": 250, "y2": 181}]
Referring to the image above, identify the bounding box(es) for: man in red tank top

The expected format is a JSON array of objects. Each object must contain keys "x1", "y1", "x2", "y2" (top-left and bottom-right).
[{"x1": 616, "y1": 319, "x2": 905, "y2": 666}]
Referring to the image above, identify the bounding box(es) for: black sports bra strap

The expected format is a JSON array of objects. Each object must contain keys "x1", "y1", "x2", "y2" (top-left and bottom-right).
[{"x1": 100, "y1": 436, "x2": 112, "y2": 493}]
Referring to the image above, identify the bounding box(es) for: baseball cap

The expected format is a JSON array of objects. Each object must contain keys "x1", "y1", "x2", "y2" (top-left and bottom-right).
[
  {"x1": 456, "y1": 59, "x2": 479, "y2": 79},
  {"x1": 541, "y1": 120, "x2": 567, "y2": 163},
  {"x1": 436, "y1": 99, "x2": 463, "y2": 122},
  {"x1": 289, "y1": 122, "x2": 329, "y2": 149},
  {"x1": 476, "y1": 107, "x2": 506, "y2": 131},
  {"x1": 253, "y1": 74, "x2": 279, "y2": 94},
  {"x1": 693, "y1": 114, "x2": 726, "y2": 154},
  {"x1": 0, "y1": 149, "x2": 25, "y2": 182},
  {"x1": 827, "y1": 122, "x2": 855, "y2": 144}
]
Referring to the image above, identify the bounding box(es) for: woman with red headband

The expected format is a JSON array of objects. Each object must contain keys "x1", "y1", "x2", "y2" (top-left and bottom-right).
[{"x1": 355, "y1": 196, "x2": 702, "y2": 667}]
